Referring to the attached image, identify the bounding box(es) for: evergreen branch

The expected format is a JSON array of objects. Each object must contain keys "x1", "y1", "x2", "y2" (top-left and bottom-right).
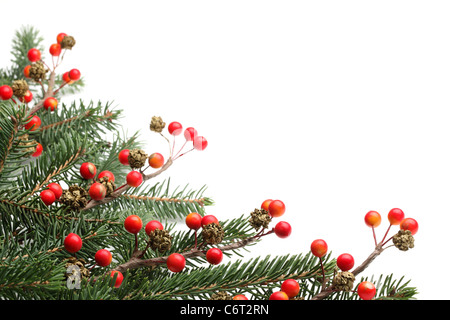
[
  {"x1": 38, "y1": 109, "x2": 116, "y2": 132},
  {"x1": 28, "y1": 146, "x2": 85, "y2": 197},
  {"x1": 0, "y1": 116, "x2": 18, "y2": 174},
  {"x1": 120, "y1": 194, "x2": 207, "y2": 206},
  {"x1": 9, "y1": 26, "x2": 44, "y2": 81}
]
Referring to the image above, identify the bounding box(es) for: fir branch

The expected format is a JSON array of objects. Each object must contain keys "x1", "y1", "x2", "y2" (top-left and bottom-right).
[
  {"x1": 28, "y1": 146, "x2": 85, "y2": 197},
  {"x1": 120, "y1": 194, "x2": 207, "y2": 207},
  {"x1": 0, "y1": 115, "x2": 18, "y2": 174}
]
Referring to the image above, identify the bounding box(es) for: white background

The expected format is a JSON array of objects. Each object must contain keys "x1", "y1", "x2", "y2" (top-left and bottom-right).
[{"x1": 1, "y1": 0, "x2": 449, "y2": 300}]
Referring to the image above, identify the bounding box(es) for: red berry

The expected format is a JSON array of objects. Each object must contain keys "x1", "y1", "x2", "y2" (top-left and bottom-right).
[
  {"x1": 148, "y1": 153, "x2": 164, "y2": 169},
  {"x1": 40, "y1": 189, "x2": 56, "y2": 206},
  {"x1": 400, "y1": 218, "x2": 419, "y2": 235},
  {"x1": 64, "y1": 233, "x2": 82, "y2": 253},
  {"x1": 233, "y1": 294, "x2": 248, "y2": 300},
  {"x1": 274, "y1": 221, "x2": 292, "y2": 238},
  {"x1": 24, "y1": 65, "x2": 31, "y2": 78},
  {"x1": 32, "y1": 142, "x2": 43, "y2": 157},
  {"x1": 62, "y1": 72, "x2": 73, "y2": 84},
  {"x1": 268, "y1": 200, "x2": 285, "y2": 218},
  {"x1": 357, "y1": 281, "x2": 376, "y2": 300},
  {"x1": 184, "y1": 127, "x2": 198, "y2": 141},
  {"x1": 19, "y1": 90, "x2": 33, "y2": 103},
  {"x1": 388, "y1": 208, "x2": 405, "y2": 225},
  {"x1": 281, "y1": 279, "x2": 300, "y2": 298},
  {"x1": 167, "y1": 253, "x2": 186, "y2": 273},
  {"x1": 336, "y1": 253, "x2": 355, "y2": 271},
  {"x1": 27, "y1": 48, "x2": 41, "y2": 62},
  {"x1": 47, "y1": 183, "x2": 63, "y2": 199},
  {"x1": 98, "y1": 170, "x2": 115, "y2": 182},
  {"x1": 89, "y1": 182, "x2": 107, "y2": 201},
  {"x1": 168, "y1": 121, "x2": 183, "y2": 135},
  {"x1": 193, "y1": 136, "x2": 208, "y2": 151},
  {"x1": 110, "y1": 270, "x2": 123, "y2": 288},
  {"x1": 49, "y1": 43, "x2": 62, "y2": 56},
  {"x1": 80, "y1": 162, "x2": 97, "y2": 180},
  {"x1": 118, "y1": 149, "x2": 130, "y2": 165},
  {"x1": 124, "y1": 215, "x2": 143, "y2": 234},
  {"x1": 57, "y1": 33, "x2": 67, "y2": 44},
  {"x1": 95, "y1": 249, "x2": 112, "y2": 267},
  {"x1": 43, "y1": 97, "x2": 58, "y2": 111},
  {"x1": 261, "y1": 199, "x2": 272, "y2": 211},
  {"x1": 185, "y1": 212, "x2": 202, "y2": 230},
  {"x1": 69, "y1": 69, "x2": 81, "y2": 81},
  {"x1": 364, "y1": 210, "x2": 381, "y2": 228},
  {"x1": 126, "y1": 171, "x2": 143, "y2": 187},
  {"x1": 310, "y1": 239, "x2": 328, "y2": 258},
  {"x1": 206, "y1": 248, "x2": 223, "y2": 265},
  {"x1": 145, "y1": 220, "x2": 164, "y2": 235},
  {"x1": 24, "y1": 115, "x2": 41, "y2": 131},
  {"x1": 201, "y1": 214, "x2": 219, "y2": 227},
  {"x1": 269, "y1": 291, "x2": 289, "y2": 300},
  {"x1": 0, "y1": 85, "x2": 13, "y2": 100}
]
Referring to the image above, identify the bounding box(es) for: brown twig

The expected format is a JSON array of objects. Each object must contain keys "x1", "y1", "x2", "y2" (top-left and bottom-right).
[
  {"x1": 120, "y1": 194, "x2": 206, "y2": 206},
  {"x1": 310, "y1": 244, "x2": 385, "y2": 300},
  {"x1": 27, "y1": 71, "x2": 56, "y2": 117},
  {"x1": 113, "y1": 229, "x2": 274, "y2": 274}
]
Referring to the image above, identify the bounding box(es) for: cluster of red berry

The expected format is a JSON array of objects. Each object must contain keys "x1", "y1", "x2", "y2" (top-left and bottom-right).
[
  {"x1": 185, "y1": 213, "x2": 222, "y2": 265},
  {"x1": 167, "y1": 121, "x2": 208, "y2": 159},
  {"x1": 365, "y1": 208, "x2": 419, "y2": 237},
  {"x1": 261, "y1": 199, "x2": 292, "y2": 238},
  {"x1": 1, "y1": 33, "x2": 81, "y2": 159},
  {"x1": 63, "y1": 232, "x2": 123, "y2": 288},
  {"x1": 306, "y1": 208, "x2": 419, "y2": 300}
]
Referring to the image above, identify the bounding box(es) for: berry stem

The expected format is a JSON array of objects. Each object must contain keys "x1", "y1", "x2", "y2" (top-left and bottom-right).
[
  {"x1": 319, "y1": 257, "x2": 326, "y2": 290},
  {"x1": 173, "y1": 141, "x2": 187, "y2": 159},
  {"x1": 53, "y1": 81, "x2": 68, "y2": 95},
  {"x1": 380, "y1": 224, "x2": 392, "y2": 245},
  {"x1": 381, "y1": 235, "x2": 394, "y2": 247},
  {"x1": 194, "y1": 230, "x2": 198, "y2": 249},
  {"x1": 372, "y1": 226, "x2": 377, "y2": 246},
  {"x1": 159, "y1": 133, "x2": 172, "y2": 157},
  {"x1": 134, "y1": 234, "x2": 139, "y2": 252},
  {"x1": 173, "y1": 148, "x2": 194, "y2": 161}
]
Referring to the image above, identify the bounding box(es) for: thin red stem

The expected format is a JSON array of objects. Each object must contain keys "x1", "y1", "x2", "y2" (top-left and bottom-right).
[
  {"x1": 382, "y1": 235, "x2": 394, "y2": 247},
  {"x1": 194, "y1": 230, "x2": 198, "y2": 249},
  {"x1": 381, "y1": 224, "x2": 392, "y2": 245},
  {"x1": 372, "y1": 226, "x2": 377, "y2": 246},
  {"x1": 319, "y1": 257, "x2": 326, "y2": 290},
  {"x1": 173, "y1": 141, "x2": 187, "y2": 159},
  {"x1": 134, "y1": 234, "x2": 139, "y2": 252},
  {"x1": 173, "y1": 148, "x2": 194, "y2": 161}
]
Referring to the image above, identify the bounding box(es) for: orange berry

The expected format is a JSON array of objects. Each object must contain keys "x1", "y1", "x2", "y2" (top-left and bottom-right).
[
  {"x1": 364, "y1": 210, "x2": 381, "y2": 228},
  {"x1": 148, "y1": 152, "x2": 164, "y2": 169}
]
